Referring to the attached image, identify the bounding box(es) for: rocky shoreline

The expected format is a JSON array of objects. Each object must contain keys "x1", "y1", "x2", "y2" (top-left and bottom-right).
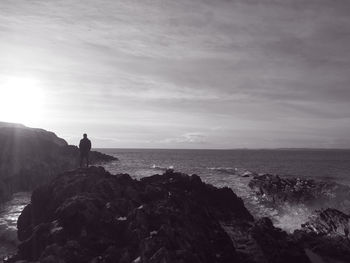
[{"x1": 5, "y1": 167, "x2": 350, "y2": 263}]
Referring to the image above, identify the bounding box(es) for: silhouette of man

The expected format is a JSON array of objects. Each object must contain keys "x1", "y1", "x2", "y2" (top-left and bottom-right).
[{"x1": 79, "y1": 133, "x2": 91, "y2": 168}]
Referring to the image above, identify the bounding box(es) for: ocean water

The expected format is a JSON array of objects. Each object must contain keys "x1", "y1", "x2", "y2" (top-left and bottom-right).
[
  {"x1": 99, "y1": 149, "x2": 350, "y2": 181},
  {"x1": 0, "y1": 192, "x2": 30, "y2": 260},
  {"x1": 100, "y1": 148, "x2": 350, "y2": 232}
]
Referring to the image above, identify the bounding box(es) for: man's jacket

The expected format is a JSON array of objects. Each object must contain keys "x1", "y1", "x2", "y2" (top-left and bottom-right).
[{"x1": 79, "y1": 138, "x2": 91, "y2": 154}]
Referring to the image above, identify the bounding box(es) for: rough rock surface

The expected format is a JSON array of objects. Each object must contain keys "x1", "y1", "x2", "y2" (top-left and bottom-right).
[
  {"x1": 300, "y1": 208, "x2": 350, "y2": 238},
  {"x1": 8, "y1": 167, "x2": 310, "y2": 263},
  {"x1": 0, "y1": 122, "x2": 117, "y2": 201},
  {"x1": 248, "y1": 174, "x2": 350, "y2": 213},
  {"x1": 293, "y1": 209, "x2": 350, "y2": 262}
]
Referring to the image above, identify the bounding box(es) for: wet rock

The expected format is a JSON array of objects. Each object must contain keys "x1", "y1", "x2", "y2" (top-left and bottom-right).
[
  {"x1": 293, "y1": 209, "x2": 350, "y2": 262},
  {"x1": 8, "y1": 167, "x2": 311, "y2": 263},
  {"x1": 300, "y1": 208, "x2": 350, "y2": 238},
  {"x1": 248, "y1": 174, "x2": 350, "y2": 213}
]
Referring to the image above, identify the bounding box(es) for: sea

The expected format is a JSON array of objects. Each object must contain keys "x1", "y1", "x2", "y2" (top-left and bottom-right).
[{"x1": 1, "y1": 149, "x2": 350, "y2": 259}]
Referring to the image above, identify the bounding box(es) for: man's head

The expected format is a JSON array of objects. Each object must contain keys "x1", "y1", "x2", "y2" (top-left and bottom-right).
[{"x1": 83, "y1": 133, "x2": 87, "y2": 138}]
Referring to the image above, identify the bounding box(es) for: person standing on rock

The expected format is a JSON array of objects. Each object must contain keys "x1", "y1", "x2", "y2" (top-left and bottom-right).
[{"x1": 79, "y1": 133, "x2": 91, "y2": 168}]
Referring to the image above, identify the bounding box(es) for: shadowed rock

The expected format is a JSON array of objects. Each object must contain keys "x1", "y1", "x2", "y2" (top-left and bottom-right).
[
  {"x1": 250, "y1": 217, "x2": 310, "y2": 263},
  {"x1": 8, "y1": 167, "x2": 310, "y2": 263}
]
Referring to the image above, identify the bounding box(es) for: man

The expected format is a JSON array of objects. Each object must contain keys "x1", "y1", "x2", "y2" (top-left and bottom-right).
[{"x1": 79, "y1": 133, "x2": 91, "y2": 168}]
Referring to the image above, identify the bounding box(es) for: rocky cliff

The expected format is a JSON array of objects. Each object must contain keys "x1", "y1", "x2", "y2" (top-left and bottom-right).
[
  {"x1": 7, "y1": 167, "x2": 312, "y2": 263},
  {"x1": 0, "y1": 122, "x2": 117, "y2": 201}
]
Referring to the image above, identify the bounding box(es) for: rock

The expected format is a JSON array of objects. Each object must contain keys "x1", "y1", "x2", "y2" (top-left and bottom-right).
[
  {"x1": 8, "y1": 167, "x2": 311, "y2": 263},
  {"x1": 300, "y1": 208, "x2": 350, "y2": 238},
  {"x1": 248, "y1": 174, "x2": 350, "y2": 213},
  {"x1": 251, "y1": 218, "x2": 310, "y2": 263},
  {"x1": 0, "y1": 122, "x2": 117, "y2": 202},
  {"x1": 293, "y1": 208, "x2": 350, "y2": 262}
]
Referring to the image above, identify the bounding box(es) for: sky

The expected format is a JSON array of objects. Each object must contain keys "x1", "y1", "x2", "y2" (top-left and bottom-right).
[{"x1": 1, "y1": 0, "x2": 350, "y2": 149}]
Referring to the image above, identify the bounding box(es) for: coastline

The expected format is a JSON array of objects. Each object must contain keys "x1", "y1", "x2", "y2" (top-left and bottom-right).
[
  {"x1": 1, "y1": 145, "x2": 348, "y2": 262},
  {"x1": 4, "y1": 167, "x2": 350, "y2": 263}
]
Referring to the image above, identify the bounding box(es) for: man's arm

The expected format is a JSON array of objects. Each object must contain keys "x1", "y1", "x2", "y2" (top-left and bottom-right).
[{"x1": 88, "y1": 140, "x2": 92, "y2": 151}]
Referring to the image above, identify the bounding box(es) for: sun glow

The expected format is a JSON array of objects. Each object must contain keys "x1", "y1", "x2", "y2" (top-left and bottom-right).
[{"x1": 0, "y1": 76, "x2": 45, "y2": 125}]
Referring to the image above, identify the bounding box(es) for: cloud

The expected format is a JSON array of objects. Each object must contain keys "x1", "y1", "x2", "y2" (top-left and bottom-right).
[
  {"x1": 161, "y1": 132, "x2": 207, "y2": 144},
  {"x1": 1, "y1": 0, "x2": 350, "y2": 148}
]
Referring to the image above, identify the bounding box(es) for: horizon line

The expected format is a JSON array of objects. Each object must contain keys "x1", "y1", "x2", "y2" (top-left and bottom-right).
[{"x1": 93, "y1": 147, "x2": 350, "y2": 151}]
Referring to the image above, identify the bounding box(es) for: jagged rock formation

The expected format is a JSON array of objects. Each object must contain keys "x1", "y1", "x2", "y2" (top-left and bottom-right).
[
  {"x1": 248, "y1": 174, "x2": 350, "y2": 214},
  {"x1": 300, "y1": 208, "x2": 350, "y2": 238},
  {"x1": 293, "y1": 209, "x2": 350, "y2": 262},
  {"x1": 0, "y1": 122, "x2": 117, "y2": 201},
  {"x1": 8, "y1": 167, "x2": 310, "y2": 263}
]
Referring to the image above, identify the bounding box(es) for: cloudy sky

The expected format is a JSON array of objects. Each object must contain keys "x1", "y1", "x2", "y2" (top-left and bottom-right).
[{"x1": 1, "y1": 0, "x2": 350, "y2": 148}]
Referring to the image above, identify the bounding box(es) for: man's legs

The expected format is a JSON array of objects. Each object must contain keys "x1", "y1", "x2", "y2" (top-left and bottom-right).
[
  {"x1": 80, "y1": 154, "x2": 84, "y2": 168},
  {"x1": 80, "y1": 153, "x2": 89, "y2": 168},
  {"x1": 86, "y1": 153, "x2": 89, "y2": 168}
]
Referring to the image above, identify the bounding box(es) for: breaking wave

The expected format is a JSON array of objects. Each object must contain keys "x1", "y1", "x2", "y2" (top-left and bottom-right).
[
  {"x1": 207, "y1": 167, "x2": 256, "y2": 177},
  {"x1": 0, "y1": 192, "x2": 31, "y2": 259},
  {"x1": 204, "y1": 167, "x2": 349, "y2": 233},
  {"x1": 151, "y1": 164, "x2": 174, "y2": 170}
]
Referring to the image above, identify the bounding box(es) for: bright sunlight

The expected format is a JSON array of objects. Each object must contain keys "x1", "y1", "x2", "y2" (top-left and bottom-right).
[{"x1": 0, "y1": 76, "x2": 45, "y2": 125}]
